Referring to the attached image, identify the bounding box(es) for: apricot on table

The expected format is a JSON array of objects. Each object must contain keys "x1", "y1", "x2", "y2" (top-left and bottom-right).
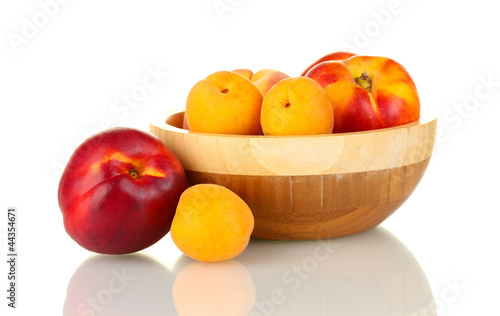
[{"x1": 170, "y1": 184, "x2": 255, "y2": 262}]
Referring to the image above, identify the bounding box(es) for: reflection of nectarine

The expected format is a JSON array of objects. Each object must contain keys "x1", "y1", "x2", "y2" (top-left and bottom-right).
[
  {"x1": 306, "y1": 55, "x2": 420, "y2": 133},
  {"x1": 185, "y1": 71, "x2": 263, "y2": 135},
  {"x1": 63, "y1": 253, "x2": 174, "y2": 316},
  {"x1": 260, "y1": 77, "x2": 333, "y2": 135},
  {"x1": 232, "y1": 68, "x2": 290, "y2": 96}
]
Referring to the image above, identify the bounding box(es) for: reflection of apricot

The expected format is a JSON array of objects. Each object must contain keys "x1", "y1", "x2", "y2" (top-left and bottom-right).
[
  {"x1": 173, "y1": 260, "x2": 256, "y2": 316},
  {"x1": 171, "y1": 184, "x2": 254, "y2": 262}
]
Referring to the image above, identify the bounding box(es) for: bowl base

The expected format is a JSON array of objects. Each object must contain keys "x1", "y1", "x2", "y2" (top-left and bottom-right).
[{"x1": 185, "y1": 158, "x2": 430, "y2": 240}]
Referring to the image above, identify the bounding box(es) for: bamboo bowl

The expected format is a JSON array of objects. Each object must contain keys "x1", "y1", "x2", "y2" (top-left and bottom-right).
[{"x1": 150, "y1": 110, "x2": 436, "y2": 240}]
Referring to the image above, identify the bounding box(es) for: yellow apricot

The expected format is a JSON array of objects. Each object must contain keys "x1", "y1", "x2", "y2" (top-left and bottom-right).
[
  {"x1": 185, "y1": 71, "x2": 263, "y2": 135},
  {"x1": 170, "y1": 184, "x2": 254, "y2": 262},
  {"x1": 251, "y1": 69, "x2": 290, "y2": 96},
  {"x1": 261, "y1": 76, "x2": 334, "y2": 135},
  {"x1": 231, "y1": 68, "x2": 254, "y2": 80}
]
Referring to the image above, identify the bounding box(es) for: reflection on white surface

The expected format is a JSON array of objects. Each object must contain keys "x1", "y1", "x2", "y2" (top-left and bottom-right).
[
  {"x1": 172, "y1": 260, "x2": 256, "y2": 316},
  {"x1": 174, "y1": 226, "x2": 436, "y2": 316},
  {"x1": 64, "y1": 227, "x2": 435, "y2": 316},
  {"x1": 63, "y1": 253, "x2": 175, "y2": 316}
]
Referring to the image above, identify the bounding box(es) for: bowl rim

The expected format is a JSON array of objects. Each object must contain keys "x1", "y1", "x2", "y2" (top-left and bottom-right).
[{"x1": 150, "y1": 109, "x2": 436, "y2": 139}]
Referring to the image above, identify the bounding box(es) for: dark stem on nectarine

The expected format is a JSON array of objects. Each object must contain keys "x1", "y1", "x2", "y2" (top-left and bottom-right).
[
  {"x1": 129, "y1": 170, "x2": 140, "y2": 179},
  {"x1": 221, "y1": 88, "x2": 228, "y2": 93},
  {"x1": 355, "y1": 71, "x2": 372, "y2": 92}
]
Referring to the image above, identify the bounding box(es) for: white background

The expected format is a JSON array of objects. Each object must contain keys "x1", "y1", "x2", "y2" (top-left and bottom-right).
[{"x1": 1, "y1": 0, "x2": 499, "y2": 315}]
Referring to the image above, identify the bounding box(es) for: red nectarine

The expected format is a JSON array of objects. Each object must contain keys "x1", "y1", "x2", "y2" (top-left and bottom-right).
[{"x1": 58, "y1": 127, "x2": 187, "y2": 254}]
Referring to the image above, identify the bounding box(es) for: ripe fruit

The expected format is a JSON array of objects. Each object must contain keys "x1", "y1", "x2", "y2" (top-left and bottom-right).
[
  {"x1": 305, "y1": 54, "x2": 420, "y2": 133},
  {"x1": 182, "y1": 114, "x2": 190, "y2": 130},
  {"x1": 58, "y1": 127, "x2": 187, "y2": 254},
  {"x1": 300, "y1": 51, "x2": 356, "y2": 76},
  {"x1": 232, "y1": 68, "x2": 290, "y2": 96},
  {"x1": 231, "y1": 68, "x2": 254, "y2": 80},
  {"x1": 170, "y1": 184, "x2": 254, "y2": 262},
  {"x1": 260, "y1": 76, "x2": 334, "y2": 135},
  {"x1": 185, "y1": 71, "x2": 263, "y2": 135}
]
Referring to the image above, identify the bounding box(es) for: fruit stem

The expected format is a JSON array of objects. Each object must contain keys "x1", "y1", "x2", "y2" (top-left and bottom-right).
[
  {"x1": 129, "y1": 170, "x2": 140, "y2": 179},
  {"x1": 355, "y1": 71, "x2": 372, "y2": 92}
]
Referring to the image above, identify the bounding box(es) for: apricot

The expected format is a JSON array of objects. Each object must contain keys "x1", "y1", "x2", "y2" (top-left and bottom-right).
[
  {"x1": 185, "y1": 71, "x2": 263, "y2": 135},
  {"x1": 231, "y1": 68, "x2": 254, "y2": 80},
  {"x1": 181, "y1": 114, "x2": 189, "y2": 130},
  {"x1": 232, "y1": 68, "x2": 290, "y2": 96},
  {"x1": 170, "y1": 184, "x2": 254, "y2": 262},
  {"x1": 260, "y1": 76, "x2": 334, "y2": 135}
]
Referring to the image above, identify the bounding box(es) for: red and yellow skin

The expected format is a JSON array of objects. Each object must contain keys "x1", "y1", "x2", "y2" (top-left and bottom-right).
[
  {"x1": 232, "y1": 68, "x2": 290, "y2": 96},
  {"x1": 58, "y1": 127, "x2": 187, "y2": 254},
  {"x1": 300, "y1": 51, "x2": 356, "y2": 76},
  {"x1": 305, "y1": 55, "x2": 420, "y2": 133}
]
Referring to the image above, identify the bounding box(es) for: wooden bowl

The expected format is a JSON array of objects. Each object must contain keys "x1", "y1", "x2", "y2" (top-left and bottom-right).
[{"x1": 150, "y1": 110, "x2": 436, "y2": 240}]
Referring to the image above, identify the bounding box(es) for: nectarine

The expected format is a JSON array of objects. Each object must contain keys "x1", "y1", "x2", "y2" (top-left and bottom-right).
[
  {"x1": 306, "y1": 55, "x2": 419, "y2": 133},
  {"x1": 58, "y1": 127, "x2": 187, "y2": 254},
  {"x1": 300, "y1": 51, "x2": 356, "y2": 76}
]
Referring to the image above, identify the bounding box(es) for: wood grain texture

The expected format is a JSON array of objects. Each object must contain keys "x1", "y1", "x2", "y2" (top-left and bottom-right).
[
  {"x1": 185, "y1": 158, "x2": 430, "y2": 239},
  {"x1": 150, "y1": 110, "x2": 436, "y2": 176},
  {"x1": 150, "y1": 110, "x2": 437, "y2": 239}
]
